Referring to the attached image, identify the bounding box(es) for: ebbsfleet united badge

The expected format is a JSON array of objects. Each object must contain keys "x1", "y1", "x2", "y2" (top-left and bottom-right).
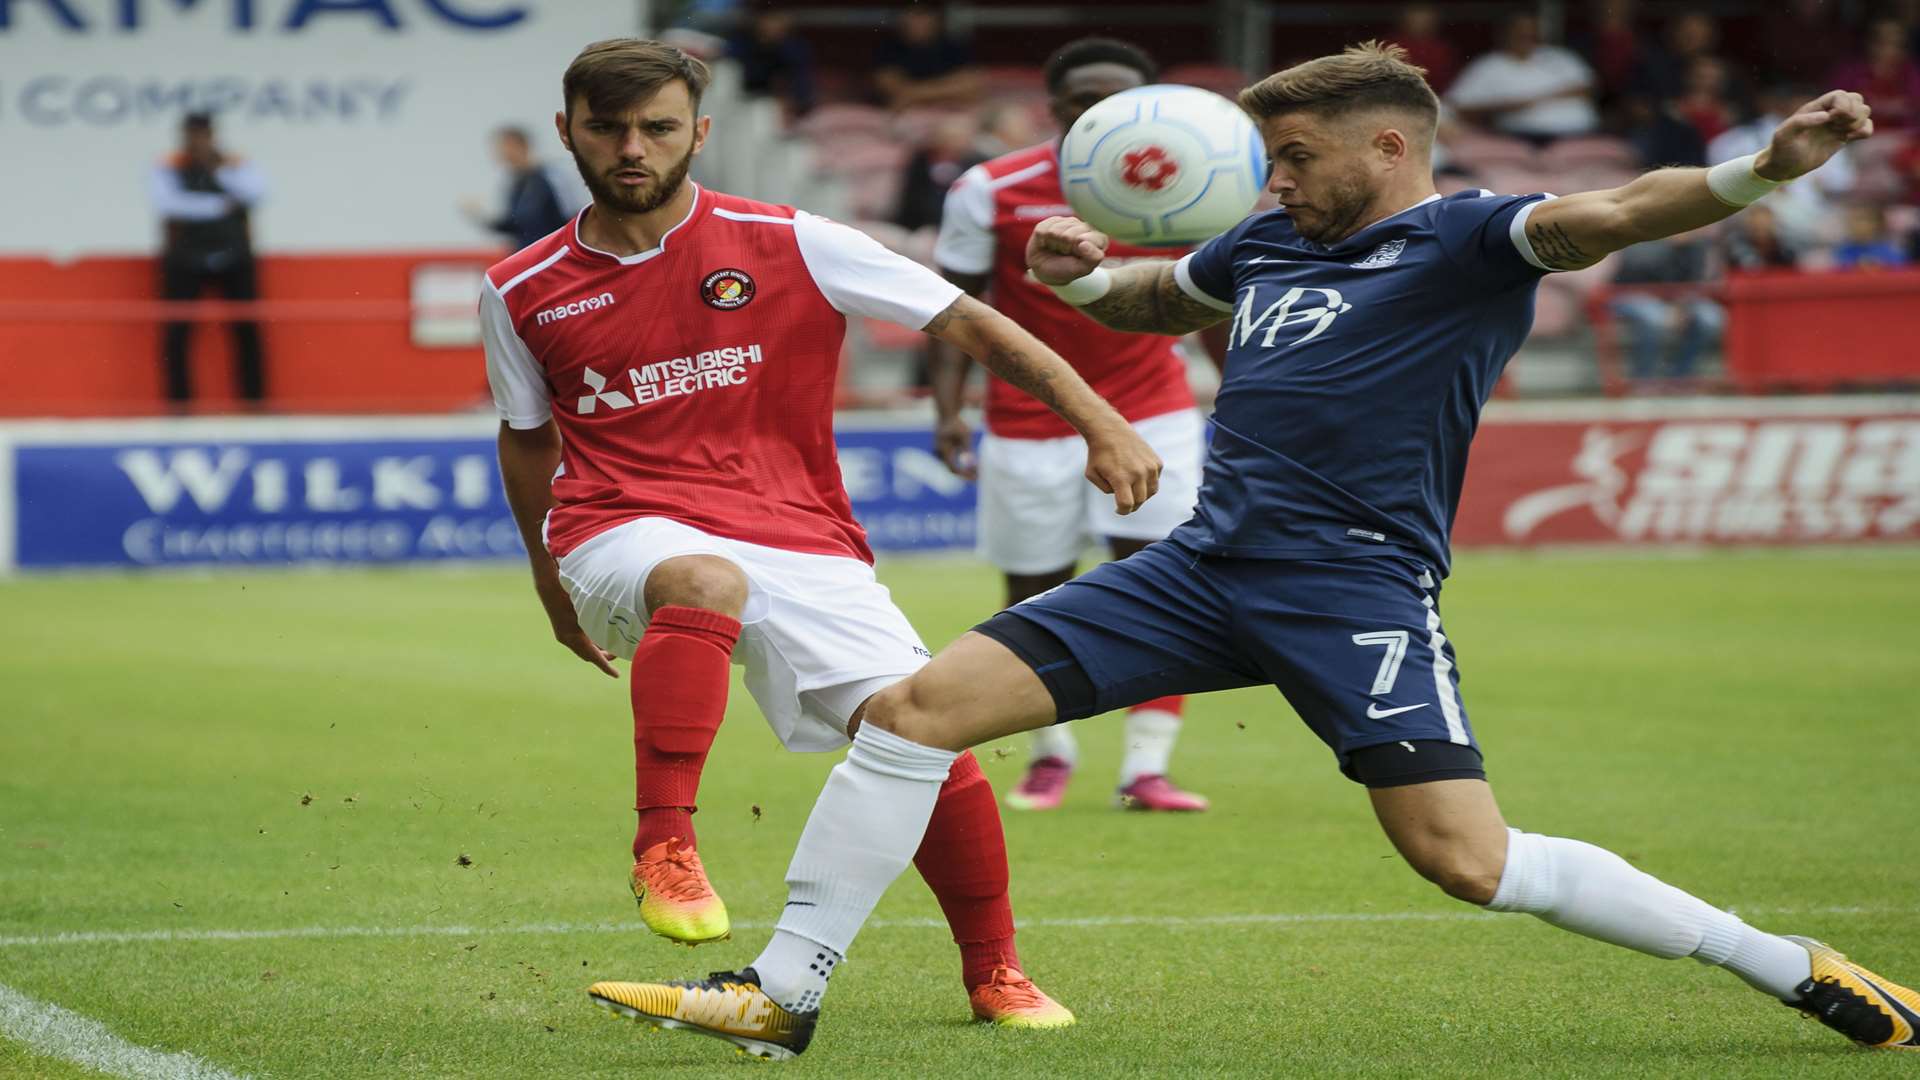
[{"x1": 701, "y1": 268, "x2": 755, "y2": 310}]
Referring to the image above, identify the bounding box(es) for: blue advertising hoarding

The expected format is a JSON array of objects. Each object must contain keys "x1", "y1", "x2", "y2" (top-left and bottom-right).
[{"x1": 0, "y1": 416, "x2": 975, "y2": 572}]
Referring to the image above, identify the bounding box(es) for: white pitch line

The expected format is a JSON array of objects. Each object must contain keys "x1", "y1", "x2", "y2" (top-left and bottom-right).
[
  {"x1": 0, "y1": 904, "x2": 1905, "y2": 951},
  {"x1": 0, "y1": 981, "x2": 248, "y2": 1080}
]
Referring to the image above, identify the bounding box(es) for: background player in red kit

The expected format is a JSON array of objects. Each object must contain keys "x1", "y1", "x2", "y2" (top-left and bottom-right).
[
  {"x1": 480, "y1": 39, "x2": 1159, "y2": 1033},
  {"x1": 932, "y1": 38, "x2": 1215, "y2": 813}
]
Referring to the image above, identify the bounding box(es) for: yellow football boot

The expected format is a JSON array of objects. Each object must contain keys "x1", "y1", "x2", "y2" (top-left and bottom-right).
[
  {"x1": 1783, "y1": 936, "x2": 1920, "y2": 1051},
  {"x1": 968, "y1": 965, "x2": 1076, "y2": 1028},
  {"x1": 589, "y1": 968, "x2": 817, "y2": 1061},
  {"x1": 631, "y1": 839, "x2": 729, "y2": 945}
]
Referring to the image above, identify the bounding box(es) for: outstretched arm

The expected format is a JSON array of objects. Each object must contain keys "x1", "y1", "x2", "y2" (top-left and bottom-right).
[
  {"x1": 1025, "y1": 217, "x2": 1231, "y2": 335},
  {"x1": 922, "y1": 293, "x2": 1162, "y2": 514},
  {"x1": 1519, "y1": 90, "x2": 1872, "y2": 271}
]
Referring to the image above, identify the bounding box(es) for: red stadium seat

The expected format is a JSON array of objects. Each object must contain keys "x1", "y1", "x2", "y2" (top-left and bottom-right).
[
  {"x1": 1442, "y1": 131, "x2": 1540, "y2": 170},
  {"x1": 1163, "y1": 63, "x2": 1251, "y2": 98},
  {"x1": 796, "y1": 103, "x2": 893, "y2": 141},
  {"x1": 1539, "y1": 136, "x2": 1640, "y2": 172}
]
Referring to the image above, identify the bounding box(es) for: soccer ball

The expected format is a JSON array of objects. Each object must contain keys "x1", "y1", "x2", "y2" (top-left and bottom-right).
[{"x1": 1059, "y1": 84, "x2": 1266, "y2": 247}]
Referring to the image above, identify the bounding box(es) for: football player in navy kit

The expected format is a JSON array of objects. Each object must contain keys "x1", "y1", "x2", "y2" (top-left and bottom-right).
[{"x1": 615, "y1": 42, "x2": 1918, "y2": 1059}]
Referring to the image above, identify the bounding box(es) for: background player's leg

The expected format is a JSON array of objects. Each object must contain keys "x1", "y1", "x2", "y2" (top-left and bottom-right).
[
  {"x1": 1001, "y1": 565, "x2": 1078, "y2": 810},
  {"x1": 625, "y1": 555, "x2": 744, "y2": 942},
  {"x1": 1104, "y1": 536, "x2": 1205, "y2": 811},
  {"x1": 158, "y1": 260, "x2": 198, "y2": 407},
  {"x1": 1369, "y1": 778, "x2": 1815, "y2": 999},
  {"x1": 748, "y1": 632, "x2": 1058, "y2": 1013}
]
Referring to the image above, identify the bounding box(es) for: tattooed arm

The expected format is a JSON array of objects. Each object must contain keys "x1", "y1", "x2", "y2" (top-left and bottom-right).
[
  {"x1": 922, "y1": 293, "x2": 1163, "y2": 514},
  {"x1": 1518, "y1": 89, "x2": 1872, "y2": 271},
  {"x1": 1026, "y1": 216, "x2": 1230, "y2": 335}
]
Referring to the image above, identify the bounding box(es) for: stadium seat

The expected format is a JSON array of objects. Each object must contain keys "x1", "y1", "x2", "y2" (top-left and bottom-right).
[
  {"x1": 1539, "y1": 136, "x2": 1640, "y2": 172},
  {"x1": 1442, "y1": 130, "x2": 1540, "y2": 170},
  {"x1": 892, "y1": 106, "x2": 976, "y2": 144},
  {"x1": 981, "y1": 65, "x2": 1047, "y2": 97},
  {"x1": 1163, "y1": 63, "x2": 1251, "y2": 97},
  {"x1": 796, "y1": 103, "x2": 894, "y2": 141},
  {"x1": 1529, "y1": 280, "x2": 1580, "y2": 338},
  {"x1": 816, "y1": 139, "x2": 911, "y2": 177}
]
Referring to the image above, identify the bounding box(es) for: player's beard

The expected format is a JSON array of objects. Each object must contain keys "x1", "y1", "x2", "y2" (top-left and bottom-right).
[
  {"x1": 574, "y1": 142, "x2": 694, "y2": 216},
  {"x1": 1290, "y1": 164, "x2": 1376, "y2": 246}
]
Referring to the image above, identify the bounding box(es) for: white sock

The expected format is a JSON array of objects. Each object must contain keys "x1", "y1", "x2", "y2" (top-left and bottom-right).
[
  {"x1": 1030, "y1": 724, "x2": 1078, "y2": 766},
  {"x1": 750, "y1": 930, "x2": 842, "y2": 1014},
  {"x1": 754, "y1": 724, "x2": 957, "y2": 1007},
  {"x1": 1488, "y1": 828, "x2": 1812, "y2": 999},
  {"x1": 1118, "y1": 708, "x2": 1180, "y2": 783}
]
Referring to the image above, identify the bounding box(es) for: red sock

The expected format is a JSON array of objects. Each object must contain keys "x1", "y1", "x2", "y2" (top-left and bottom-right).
[
  {"x1": 1132, "y1": 695, "x2": 1185, "y2": 716},
  {"x1": 912, "y1": 750, "x2": 1020, "y2": 992},
  {"x1": 629, "y1": 605, "x2": 741, "y2": 860}
]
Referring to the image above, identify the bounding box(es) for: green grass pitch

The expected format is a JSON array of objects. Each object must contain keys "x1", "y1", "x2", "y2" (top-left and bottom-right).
[{"x1": 2, "y1": 548, "x2": 1917, "y2": 1078}]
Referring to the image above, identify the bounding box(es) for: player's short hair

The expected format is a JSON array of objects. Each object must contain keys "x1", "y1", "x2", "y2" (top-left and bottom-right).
[
  {"x1": 1238, "y1": 41, "x2": 1439, "y2": 136},
  {"x1": 1043, "y1": 37, "x2": 1158, "y2": 96},
  {"x1": 562, "y1": 38, "x2": 712, "y2": 122}
]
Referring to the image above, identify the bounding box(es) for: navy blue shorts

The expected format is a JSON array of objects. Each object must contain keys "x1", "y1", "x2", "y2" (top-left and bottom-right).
[{"x1": 977, "y1": 539, "x2": 1477, "y2": 781}]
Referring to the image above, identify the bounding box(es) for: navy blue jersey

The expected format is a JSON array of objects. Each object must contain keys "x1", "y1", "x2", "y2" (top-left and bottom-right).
[{"x1": 1171, "y1": 190, "x2": 1552, "y2": 577}]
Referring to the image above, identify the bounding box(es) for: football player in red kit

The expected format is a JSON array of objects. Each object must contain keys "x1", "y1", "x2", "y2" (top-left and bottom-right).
[
  {"x1": 481, "y1": 39, "x2": 1159, "y2": 1033},
  {"x1": 932, "y1": 39, "x2": 1214, "y2": 813}
]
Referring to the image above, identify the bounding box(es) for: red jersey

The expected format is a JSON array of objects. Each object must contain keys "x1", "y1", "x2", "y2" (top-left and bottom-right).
[
  {"x1": 935, "y1": 142, "x2": 1195, "y2": 439},
  {"x1": 481, "y1": 185, "x2": 961, "y2": 561}
]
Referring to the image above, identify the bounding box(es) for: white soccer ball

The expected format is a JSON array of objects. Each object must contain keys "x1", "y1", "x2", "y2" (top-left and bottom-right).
[{"x1": 1059, "y1": 83, "x2": 1266, "y2": 247}]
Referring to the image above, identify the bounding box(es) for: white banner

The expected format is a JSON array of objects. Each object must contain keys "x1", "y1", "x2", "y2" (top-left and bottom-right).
[{"x1": 0, "y1": 0, "x2": 642, "y2": 257}]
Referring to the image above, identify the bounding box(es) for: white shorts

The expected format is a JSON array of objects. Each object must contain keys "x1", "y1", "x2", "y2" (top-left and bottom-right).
[
  {"x1": 555, "y1": 517, "x2": 930, "y2": 752},
  {"x1": 977, "y1": 408, "x2": 1206, "y2": 575}
]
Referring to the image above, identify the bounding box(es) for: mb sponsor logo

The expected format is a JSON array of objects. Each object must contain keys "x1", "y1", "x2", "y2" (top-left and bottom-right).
[
  {"x1": 576, "y1": 343, "x2": 766, "y2": 414},
  {"x1": 1502, "y1": 418, "x2": 1920, "y2": 543},
  {"x1": 1231, "y1": 284, "x2": 1352, "y2": 349},
  {"x1": 535, "y1": 291, "x2": 616, "y2": 326}
]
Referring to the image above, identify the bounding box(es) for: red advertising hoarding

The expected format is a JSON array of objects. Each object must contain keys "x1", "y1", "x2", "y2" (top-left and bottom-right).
[{"x1": 1455, "y1": 399, "x2": 1920, "y2": 547}]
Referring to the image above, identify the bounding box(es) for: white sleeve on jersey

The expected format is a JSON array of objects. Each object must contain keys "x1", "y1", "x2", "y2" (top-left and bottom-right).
[
  {"x1": 793, "y1": 210, "x2": 964, "y2": 329},
  {"x1": 1507, "y1": 194, "x2": 1566, "y2": 273},
  {"x1": 479, "y1": 284, "x2": 553, "y2": 429},
  {"x1": 931, "y1": 164, "x2": 996, "y2": 276}
]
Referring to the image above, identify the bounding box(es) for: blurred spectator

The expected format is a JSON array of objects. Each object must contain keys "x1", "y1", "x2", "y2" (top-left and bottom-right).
[
  {"x1": 460, "y1": 127, "x2": 573, "y2": 251},
  {"x1": 874, "y1": 7, "x2": 981, "y2": 110},
  {"x1": 1626, "y1": 10, "x2": 1719, "y2": 109},
  {"x1": 150, "y1": 111, "x2": 267, "y2": 407},
  {"x1": 1625, "y1": 103, "x2": 1706, "y2": 169},
  {"x1": 1387, "y1": 3, "x2": 1460, "y2": 93},
  {"x1": 1447, "y1": 13, "x2": 1599, "y2": 142},
  {"x1": 1571, "y1": 0, "x2": 1641, "y2": 99},
  {"x1": 1761, "y1": 0, "x2": 1855, "y2": 87},
  {"x1": 1832, "y1": 203, "x2": 1910, "y2": 268},
  {"x1": 894, "y1": 114, "x2": 983, "y2": 232},
  {"x1": 1673, "y1": 56, "x2": 1737, "y2": 144},
  {"x1": 729, "y1": 9, "x2": 817, "y2": 117},
  {"x1": 1607, "y1": 231, "x2": 1722, "y2": 383},
  {"x1": 973, "y1": 102, "x2": 1040, "y2": 159},
  {"x1": 1708, "y1": 85, "x2": 1855, "y2": 247},
  {"x1": 1895, "y1": 137, "x2": 1920, "y2": 205},
  {"x1": 1828, "y1": 19, "x2": 1920, "y2": 132},
  {"x1": 1720, "y1": 204, "x2": 1803, "y2": 271}
]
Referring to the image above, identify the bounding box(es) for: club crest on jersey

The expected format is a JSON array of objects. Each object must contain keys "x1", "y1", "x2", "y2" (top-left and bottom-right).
[
  {"x1": 701, "y1": 268, "x2": 755, "y2": 310},
  {"x1": 1350, "y1": 239, "x2": 1406, "y2": 269}
]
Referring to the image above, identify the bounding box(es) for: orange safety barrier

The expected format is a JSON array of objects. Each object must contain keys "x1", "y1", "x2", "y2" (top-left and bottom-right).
[{"x1": 0, "y1": 252, "x2": 499, "y2": 417}]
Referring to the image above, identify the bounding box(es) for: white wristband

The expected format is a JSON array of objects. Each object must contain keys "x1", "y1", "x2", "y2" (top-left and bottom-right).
[
  {"x1": 1037, "y1": 266, "x2": 1113, "y2": 306},
  {"x1": 1706, "y1": 154, "x2": 1783, "y2": 208}
]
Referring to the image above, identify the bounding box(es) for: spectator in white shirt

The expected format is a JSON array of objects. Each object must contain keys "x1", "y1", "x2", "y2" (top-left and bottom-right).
[
  {"x1": 1447, "y1": 13, "x2": 1600, "y2": 143},
  {"x1": 149, "y1": 112, "x2": 269, "y2": 406},
  {"x1": 1707, "y1": 84, "x2": 1855, "y2": 248}
]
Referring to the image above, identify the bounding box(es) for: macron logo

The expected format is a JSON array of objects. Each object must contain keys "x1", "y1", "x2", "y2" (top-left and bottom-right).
[{"x1": 536, "y1": 291, "x2": 617, "y2": 326}]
